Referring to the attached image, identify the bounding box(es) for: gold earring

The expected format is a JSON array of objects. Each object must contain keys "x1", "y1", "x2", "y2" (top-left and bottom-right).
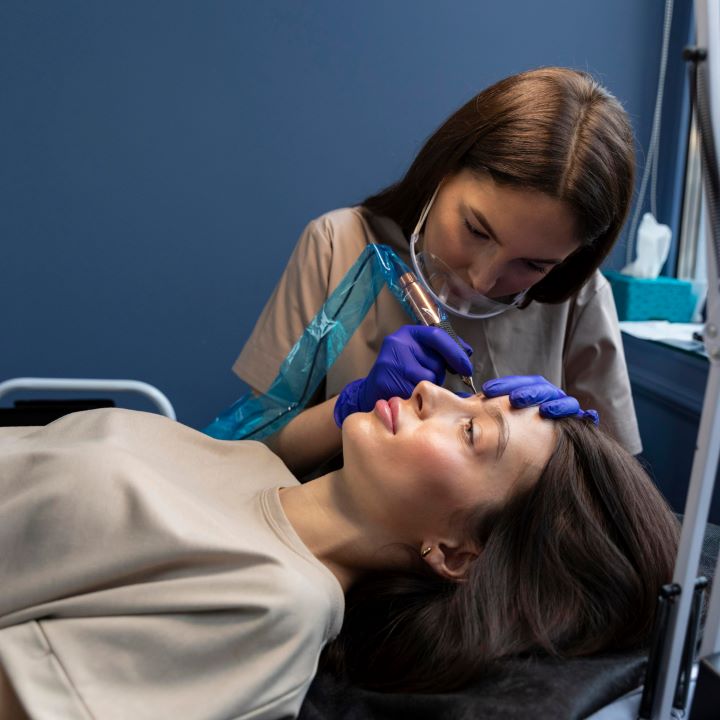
[{"x1": 420, "y1": 546, "x2": 432, "y2": 558}]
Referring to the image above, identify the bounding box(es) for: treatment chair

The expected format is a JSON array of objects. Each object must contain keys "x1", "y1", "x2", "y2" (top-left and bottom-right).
[{"x1": 0, "y1": 377, "x2": 176, "y2": 425}]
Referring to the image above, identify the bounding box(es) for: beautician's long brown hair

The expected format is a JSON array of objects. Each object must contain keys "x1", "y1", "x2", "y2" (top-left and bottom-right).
[
  {"x1": 362, "y1": 67, "x2": 636, "y2": 304},
  {"x1": 322, "y1": 419, "x2": 678, "y2": 692}
]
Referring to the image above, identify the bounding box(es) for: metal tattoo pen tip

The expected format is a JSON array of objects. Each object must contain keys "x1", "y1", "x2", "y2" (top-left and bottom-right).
[{"x1": 462, "y1": 375, "x2": 478, "y2": 394}]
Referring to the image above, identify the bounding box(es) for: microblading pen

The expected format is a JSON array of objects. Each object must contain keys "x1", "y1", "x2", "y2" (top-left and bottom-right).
[{"x1": 399, "y1": 272, "x2": 478, "y2": 394}]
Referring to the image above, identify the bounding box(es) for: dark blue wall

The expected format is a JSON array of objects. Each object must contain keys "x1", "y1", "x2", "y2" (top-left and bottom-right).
[{"x1": 1, "y1": 1, "x2": 692, "y2": 428}]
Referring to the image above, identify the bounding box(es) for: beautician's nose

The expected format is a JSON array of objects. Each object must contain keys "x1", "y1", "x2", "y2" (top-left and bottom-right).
[{"x1": 467, "y1": 257, "x2": 501, "y2": 296}]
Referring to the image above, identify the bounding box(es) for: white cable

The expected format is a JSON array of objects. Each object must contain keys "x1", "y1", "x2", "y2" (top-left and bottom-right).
[
  {"x1": 626, "y1": 0, "x2": 675, "y2": 265},
  {"x1": 651, "y1": 0, "x2": 675, "y2": 220}
]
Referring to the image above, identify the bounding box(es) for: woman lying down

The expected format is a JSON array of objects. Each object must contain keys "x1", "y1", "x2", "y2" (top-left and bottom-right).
[{"x1": 0, "y1": 378, "x2": 678, "y2": 720}]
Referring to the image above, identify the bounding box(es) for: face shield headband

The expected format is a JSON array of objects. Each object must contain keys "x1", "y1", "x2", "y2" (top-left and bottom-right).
[{"x1": 409, "y1": 186, "x2": 528, "y2": 320}]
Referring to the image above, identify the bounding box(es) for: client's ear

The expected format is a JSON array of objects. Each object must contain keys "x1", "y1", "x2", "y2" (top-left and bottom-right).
[{"x1": 422, "y1": 538, "x2": 479, "y2": 581}]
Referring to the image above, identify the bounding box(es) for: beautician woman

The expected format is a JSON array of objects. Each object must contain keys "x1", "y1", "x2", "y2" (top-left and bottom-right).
[{"x1": 234, "y1": 67, "x2": 640, "y2": 474}]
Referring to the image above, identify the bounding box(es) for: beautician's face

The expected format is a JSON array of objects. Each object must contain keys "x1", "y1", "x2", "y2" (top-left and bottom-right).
[
  {"x1": 423, "y1": 170, "x2": 579, "y2": 298},
  {"x1": 342, "y1": 382, "x2": 557, "y2": 541}
]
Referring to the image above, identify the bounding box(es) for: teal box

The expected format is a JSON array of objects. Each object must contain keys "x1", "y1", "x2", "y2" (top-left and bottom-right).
[{"x1": 603, "y1": 270, "x2": 695, "y2": 322}]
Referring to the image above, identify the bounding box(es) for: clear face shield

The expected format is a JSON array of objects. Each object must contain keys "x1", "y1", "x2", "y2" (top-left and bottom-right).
[{"x1": 409, "y1": 187, "x2": 528, "y2": 320}]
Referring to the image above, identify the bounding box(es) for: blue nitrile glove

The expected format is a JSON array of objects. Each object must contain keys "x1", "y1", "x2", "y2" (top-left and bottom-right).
[
  {"x1": 334, "y1": 325, "x2": 473, "y2": 427},
  {"x1": 481, "y1": 375, "x2": 600, "y2": 425}
]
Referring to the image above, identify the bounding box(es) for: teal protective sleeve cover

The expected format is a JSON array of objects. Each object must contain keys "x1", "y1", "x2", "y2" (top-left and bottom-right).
[{"x1": 203, "y1": 244, "x2": 416, "y2": 440}]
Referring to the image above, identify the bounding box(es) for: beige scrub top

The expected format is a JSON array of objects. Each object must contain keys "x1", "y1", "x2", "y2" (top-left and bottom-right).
[
  {"x1": 234, "y1": 207, "x2": 642, "y2": 455},
  {"x1": 0, "y1": 409, "x2": 344, "y2": 720}
]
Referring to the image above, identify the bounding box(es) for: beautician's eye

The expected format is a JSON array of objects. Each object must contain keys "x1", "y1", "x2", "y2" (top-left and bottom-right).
[
  {"x1": 464, "y1": 219, "x2": 489, "y2": 239},
  {"x1": 525, "y1": 260, "x2": 550, "y2": 274}
]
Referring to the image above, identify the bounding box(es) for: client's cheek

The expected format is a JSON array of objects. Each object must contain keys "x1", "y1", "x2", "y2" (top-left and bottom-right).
[{"x1": 416, "y1": 461, "x2": 470, "y2": 508}]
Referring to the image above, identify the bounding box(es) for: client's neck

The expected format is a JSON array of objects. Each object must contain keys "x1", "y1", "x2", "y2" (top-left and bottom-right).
[{"x1": 279, "y1": 469, "x2": 403, "y2": 592}]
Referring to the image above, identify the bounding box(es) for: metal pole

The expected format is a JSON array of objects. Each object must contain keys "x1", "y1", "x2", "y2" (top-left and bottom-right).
[{"x1": 652, "y1": 1, "x2": 720, "y2": 717}]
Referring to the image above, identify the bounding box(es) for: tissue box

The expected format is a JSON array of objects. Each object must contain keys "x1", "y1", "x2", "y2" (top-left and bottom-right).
[{"x1": 603, "y1": 270, "x2": 695, "y2": 322}]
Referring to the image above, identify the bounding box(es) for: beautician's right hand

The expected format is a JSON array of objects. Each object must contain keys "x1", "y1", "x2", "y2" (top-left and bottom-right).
[{"x1": 333, "y1": 325, "x2": 473, "y2": 427}]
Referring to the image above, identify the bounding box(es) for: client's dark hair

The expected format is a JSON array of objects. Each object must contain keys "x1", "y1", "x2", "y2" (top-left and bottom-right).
[{"x1": 322, "y1": 419, "x2": 679, "y2": 692}]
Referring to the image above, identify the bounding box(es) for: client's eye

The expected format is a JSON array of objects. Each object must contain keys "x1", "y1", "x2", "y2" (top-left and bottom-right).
[{"x1": 463, "y1": 418, "x2": 474, "y2": 446}]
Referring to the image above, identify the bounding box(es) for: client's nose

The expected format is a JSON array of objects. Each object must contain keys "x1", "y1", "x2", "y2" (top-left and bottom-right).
[
  {"x1": 411, "y1": 380, "x2": 444, "y2": 417},
  {"x1": 412, "y1": 381, "x2": 466, "y2": 418}
]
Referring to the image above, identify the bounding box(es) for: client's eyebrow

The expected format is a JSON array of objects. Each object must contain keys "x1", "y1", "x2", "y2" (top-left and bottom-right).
[{"x1": 487, "y1": 406, "x2": 510, "y2": 461}]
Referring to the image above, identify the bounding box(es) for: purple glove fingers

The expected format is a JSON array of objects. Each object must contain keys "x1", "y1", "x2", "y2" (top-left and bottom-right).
[
  {"x1": 508, "y1": 382, "x2": 567, "y2": 408},
  {"x1": 578, "y1": 409, "x2": 600, "y2": 426},
  {"x1": 333, "y1": 379, "x2": 365, "y2": 427},
  {"x1": 538, "y1": 396, "x2": 581, "y2": 418},
  {"x1": 455, "y1": 335, "x2": 474, "y2": 357},
  {"x1": 407, "y1": 325, "x2": 473, "y2": 377},
  {"x1": 367, "y1": 364, "x2": 440, "y2": 408},
  {"x1": 388, "y1": 336, "x2": 446, "y2": 380},
  {"x1": 540, "y1": 402, "x2": 600, "y2": 426},
  {"x1": 482, "y1": 375, "x2": 549, "y2": 397},
  {"x1": 482, "y1": 374, "x2": 600, "y2": 426}
]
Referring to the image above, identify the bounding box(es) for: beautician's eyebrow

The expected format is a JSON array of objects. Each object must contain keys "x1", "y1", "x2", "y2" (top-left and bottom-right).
[
  {"x1": 469, "y1": 207, "x2": 499, "y2": 241},
  {"x1": 487, "y1": 405, "x2": 510, "y2": 461},
  {"x1": 469, "y1": 206, "x2": 563, "y2": 265}
]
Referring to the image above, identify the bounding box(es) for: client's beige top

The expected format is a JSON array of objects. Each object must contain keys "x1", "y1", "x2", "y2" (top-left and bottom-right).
[
  {"x1": 234, "y1": 207, "x2": 641, "y2": 454},
  {"x1": 0, "y1": 409, "x2": 344, "y2": 720}
]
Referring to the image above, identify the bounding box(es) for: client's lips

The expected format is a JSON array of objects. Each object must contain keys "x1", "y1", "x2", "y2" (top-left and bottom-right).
[
  {"x1": 388, "y1": 397, "x2": 401, "y2": 433},
  {"x1": 374, "y1": 399, "x2": 395, "y2": 434}
]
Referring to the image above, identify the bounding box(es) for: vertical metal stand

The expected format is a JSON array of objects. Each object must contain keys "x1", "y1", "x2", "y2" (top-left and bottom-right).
[
  {"x1": 650, "y1": 2, "x2": 720, "y2": 717},
  {"x1": 651, "y1": 364, "x2": 720, "y2": 719}
]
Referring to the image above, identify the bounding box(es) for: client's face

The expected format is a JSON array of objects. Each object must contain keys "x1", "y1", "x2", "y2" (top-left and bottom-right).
[{"x1": 341, "y1": 381, "x2": 557, "y2": 542}]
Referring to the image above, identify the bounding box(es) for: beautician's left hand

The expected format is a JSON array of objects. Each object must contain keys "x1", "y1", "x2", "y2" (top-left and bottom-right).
[{"x1": 481, "y1": 375, "x2": 599, "y2": 425}]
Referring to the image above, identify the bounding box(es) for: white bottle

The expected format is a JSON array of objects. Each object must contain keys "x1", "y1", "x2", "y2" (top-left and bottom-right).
[{"x1": 621, "y1": 213, "x2": 672, "y2": 279}]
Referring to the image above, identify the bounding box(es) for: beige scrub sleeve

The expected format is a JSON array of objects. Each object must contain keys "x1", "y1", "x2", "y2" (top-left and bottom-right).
[
  {"x1": 233, "y1": 208, "x2": 410, "y2": 396},
  {"x1": 563, "y1": 277, "x2": 642, "y2": 454},
  {"x1": 234, "y1": 217, "x2": 335, "y2": 393}
]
